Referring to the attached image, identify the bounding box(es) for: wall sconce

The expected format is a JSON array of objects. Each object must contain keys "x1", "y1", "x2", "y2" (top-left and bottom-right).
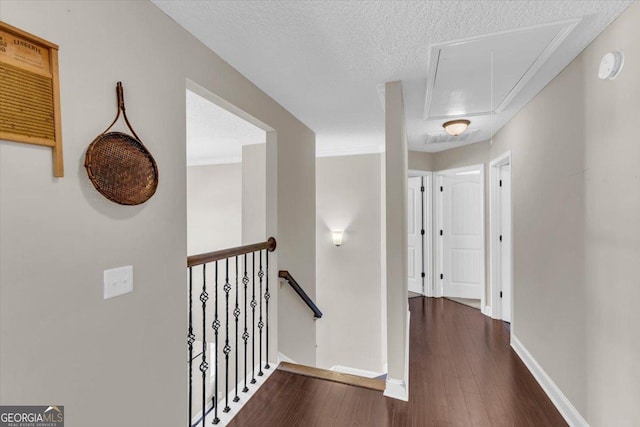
[{"x1": 332, "y1": 230, "x2": 344, "y2": 246}]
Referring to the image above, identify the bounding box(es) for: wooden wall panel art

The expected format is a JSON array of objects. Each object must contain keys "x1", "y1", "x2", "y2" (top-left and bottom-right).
[{"x1": 0, "y1": 21, "x2": 63, "y2": 177}]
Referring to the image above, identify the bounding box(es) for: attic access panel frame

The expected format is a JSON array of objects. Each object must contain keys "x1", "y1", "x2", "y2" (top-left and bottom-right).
[
  {"x1": 0, "y1": 20, "x2": 64, "y2": 177},
  {"x1": 423, "y1": 18, "x2": 581, "y2": 121}
]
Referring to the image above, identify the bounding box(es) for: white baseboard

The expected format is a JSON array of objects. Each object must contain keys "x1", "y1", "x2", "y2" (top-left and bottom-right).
[
  {"x1": 404, "y1": 310, "x2": 410, "y2": 396},
  {"x1": 482, "y1": 305, "x2": 492, "y2": 317},
  {"x1": 383, "y1": 377, "x2": 408, "y2": 401},
  {"x1": 191, "y1": 361, "x2": 276, "y2": 427},
  {"x1": 511, "y1": 335, "x2": 589, "y2": 427},
  {"x1": 277, "y1": 352, "x2": 295, "y2": 364},
  {"x1": 330, "y1": 365, "x2": 385, "y2": 378}
]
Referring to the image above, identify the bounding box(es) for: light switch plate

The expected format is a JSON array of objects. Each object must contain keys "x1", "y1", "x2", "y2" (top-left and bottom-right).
[{"x1": 104, "y1": 265, "x2": 133, "y2": 300}]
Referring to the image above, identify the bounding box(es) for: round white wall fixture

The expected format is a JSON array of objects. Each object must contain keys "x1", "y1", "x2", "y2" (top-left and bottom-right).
[{"x1": 598, "y1": 51, "x2": 624, "y2": 80}]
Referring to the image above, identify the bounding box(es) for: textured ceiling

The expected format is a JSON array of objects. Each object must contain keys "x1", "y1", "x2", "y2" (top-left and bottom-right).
[
  {"x1": 155, "y1": 1, "x2": 632, "y2": 155},
  {"x1": 187, "y1": 90, "x2": 264, "y2": 166}
]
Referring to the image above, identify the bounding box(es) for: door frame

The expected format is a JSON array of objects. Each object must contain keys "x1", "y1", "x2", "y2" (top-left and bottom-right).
[
  {"x1": 489, "y1": 151, "x2": 513, "y2": 322},
  {"x1": 408, "y1": 170, "x2": 433, "y2": 297},
  {"x1": 434, "y1": 164, "x2": 486, "y2": 313}
]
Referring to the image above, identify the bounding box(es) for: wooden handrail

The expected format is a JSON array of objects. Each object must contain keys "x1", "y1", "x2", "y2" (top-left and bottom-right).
[
  {"x1": 278, "y1": 270, "x2": 323, "y2": 319},
  {"x1": 187, "y1": 237, "x2": 276, "y2": 267}
]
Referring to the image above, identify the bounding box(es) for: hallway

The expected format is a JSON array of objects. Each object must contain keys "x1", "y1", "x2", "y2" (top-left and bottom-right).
[{"x1": 228, "y1": 297, "x2": 566, "y2": 426}]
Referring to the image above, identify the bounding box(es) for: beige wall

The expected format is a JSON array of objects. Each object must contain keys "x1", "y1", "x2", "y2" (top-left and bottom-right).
[
  {"x1": 385, "y1": 81, "x2": 409, "y2": 389},
  {"x1": 581, "y1": 6, "x2": 640, "y2": 423},
  {"x1": 242, "y1": 144, "x2": 266, "y2": 244},
  {"x1": 433, "y1": 141, "x2": 490, "y2": 171},
  {"x1": 187, "y1": 163, "x2": 242, "y2": 255},
  {"x1": 489, "y1": 2, "x2": 640, "y2": 424},
  {"x1": 408, "y1": 141, "x2": 490, "y2": 173},
  {"x1": 316, "y1": 154, "x2": 384, "y2": 373},
  {"x1": 275, "y1": 128, "x2": 317, "y2": 365},
  {"x1": 408, "y1": 150, "x2": 434, "y2": 171},
  {"x1": 0, "y1": 2, "x2": 315, "y2": 426}
]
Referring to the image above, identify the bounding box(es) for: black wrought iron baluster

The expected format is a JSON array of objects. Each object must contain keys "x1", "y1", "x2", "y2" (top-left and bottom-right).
[
  {"x1": 250, "y1": 252, "x2": 256, "y2": 384},
  {"x1": 258, "y1": 251, "x2": 264, "y2": 376},
  {"x1": 200, "y1": 264, "x2": 208, "y2": 425},
  {"x1": 233, "y1": 256, "x2": 240, "y2": 403},
  {"x1": 242, "y1": 253, "x2": 249, "y2": 393},
  {"x1": 223, "y1": 259, "x2": 231, "y2": 413},
  {"x1": 188, "y1": 267, "x2": 194, "y2": 426},
  {"x1": 212, "y1": 261, "x2": 220, "y2": 424},
  {"x1": 265, "y1": 250, "x2": 270, "y2": 370}
]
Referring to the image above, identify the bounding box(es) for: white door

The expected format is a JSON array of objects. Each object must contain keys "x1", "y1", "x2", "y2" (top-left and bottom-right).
[
  {"x1": 407, "y1": 176, "x2": 423, "y2": 294},
  {"x1": 441, "y1": 170, "x2": 483, "y2": 299},
  {"x1": 498, "y1": 164, "x2": 512, "y2": 322}
]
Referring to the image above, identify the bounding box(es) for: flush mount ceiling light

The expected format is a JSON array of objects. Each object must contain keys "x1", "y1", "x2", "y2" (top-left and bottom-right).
[{"x1": 443, "y1": 119, "x2": 471, "y2": 136}]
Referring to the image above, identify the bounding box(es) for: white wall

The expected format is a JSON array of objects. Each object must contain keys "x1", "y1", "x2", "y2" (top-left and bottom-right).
[
  {"x1": 187, "y1": 163, "x2": 242, "y2": 255},
  {"x1": 0, "y1": 2, "x2": 315, "y2": 426},
  {"x1": 316, "y1": 154, "x2": 384, "y2": 373}
]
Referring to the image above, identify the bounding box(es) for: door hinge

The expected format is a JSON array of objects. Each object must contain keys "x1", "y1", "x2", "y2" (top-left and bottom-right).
[
  {"x1": 440, "y1": 273, "x2": 444, "y2": 280},
  {"x1": 421, "y1": 272, "x2": 426, "y2": 278},
  {"x1": 421, "y1": 229, "x2": 425, "y2": 235},
  {"x1": 500, "y1": 291, "x2": 503, "y2": 298},
  {"x1": 499, "y1": 180, "x2": 503, "y2": 187},
  {"x1": 439, "y1": 229, "x2": 443, "y2": 236},
  {"x1": 421, "y1": 186, "x2": 425, "y2": 192},
  {"x1": 499, "y1": 235, "x2": 503, "y2": 242},
  {"x1": 440, "y1": 186, "x2": 443, "y2": 192}
]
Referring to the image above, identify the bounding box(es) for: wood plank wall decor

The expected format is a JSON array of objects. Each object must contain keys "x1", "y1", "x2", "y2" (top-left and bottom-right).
[{"x1": 0, "y1": 21, "x2": 63, "y2": 177}]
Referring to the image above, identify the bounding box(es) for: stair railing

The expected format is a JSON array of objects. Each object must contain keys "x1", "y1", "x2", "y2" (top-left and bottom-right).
[
  {"x1": 278, "y1": 270, "x2": 323, "y2": 319},
  {"x1": 187, "y1": 237, "x2": 276, "y2": 426}
]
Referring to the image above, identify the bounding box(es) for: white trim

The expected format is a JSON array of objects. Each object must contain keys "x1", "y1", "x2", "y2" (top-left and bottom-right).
[
  {"x1": 489, "y1": 151, "x2": 513, "y2": 321},
  {"x1": 408, "y1": 170, "x2": 433, "y2": 297},
  {"x1": 277, "y1": 352, "x2": 295, "y2": 364},
  {"x1": 423, "y1": 18, "x2": 581, "y2": 120},
  {"x1": 316, "y1": 144, "x2": 384, "y2": 158},
  {"x1": 404, "y1": 310, "x2": 410, "y2": 395},
  {"x1": 424, "y1": 174, "x2": 433, "y2": 297},
  {"x1": 330, "y1": 365, "x2": 385, "y2": 379},
  {"x1": 433, "y1": 164, "x2": 486, "y2": 312},
  {"x1": 481, "y1": 305, "x2": 492, "y2": 317},
  {"x1": 511, "y1": 335, "x2": 589, "y2": 427},
  {"x1": 190, "y1": 362, "x2": 277, "y2": 427},
  {"x1": 494, "y1": 19, "x2": 580, "y2": 113},
  {"x1": 383, "y1": 378, "x2": 408, "y2": 401},
  {"x1": 383, "y1": 311, "x2": 410, "y2": 401}
]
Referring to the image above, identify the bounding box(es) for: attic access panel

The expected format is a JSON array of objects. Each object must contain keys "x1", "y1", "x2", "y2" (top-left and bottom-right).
[
  {"x1": 0, "y1": 21, "x2": 63, "y2": 177},
  {"x1": 424, "y1": 19, "x2": 579, "y2": 120}
]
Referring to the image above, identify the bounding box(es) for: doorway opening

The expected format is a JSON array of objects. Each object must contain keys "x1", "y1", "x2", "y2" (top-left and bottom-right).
[
  {"x1": 434, "y1": 164, "x2": 485, "y2": 312},
  {"x1": 186, "y1": 86, "x2": 268, "y2": 255},
  {"x1": 490, "y1": 152, "x2": 512, "y2": 323},
  {"x1": 186, "y1": 80, "x2": 272, "y2": 425},
  {"x1": 407, "y1": 171, "x2": 432, "y2": 297}
]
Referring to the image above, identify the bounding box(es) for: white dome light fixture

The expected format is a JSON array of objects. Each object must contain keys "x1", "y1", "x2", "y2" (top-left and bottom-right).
[
  {"x1": 598, "y1": 51, "x2": 624, "y2": 80},
  {"x1": 443, "y1": 119, "x2": 471, "y2": 136}
]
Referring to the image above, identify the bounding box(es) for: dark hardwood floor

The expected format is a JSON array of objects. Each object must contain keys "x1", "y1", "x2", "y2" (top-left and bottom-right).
[{"x1": 228, "y1": 297, "x2": 567, "y2": 426}]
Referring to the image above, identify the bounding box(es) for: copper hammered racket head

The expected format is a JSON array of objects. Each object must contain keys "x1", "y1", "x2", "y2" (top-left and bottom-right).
[{"x1": 85, "y1": 132, "x2": 158, "y2": 205}]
